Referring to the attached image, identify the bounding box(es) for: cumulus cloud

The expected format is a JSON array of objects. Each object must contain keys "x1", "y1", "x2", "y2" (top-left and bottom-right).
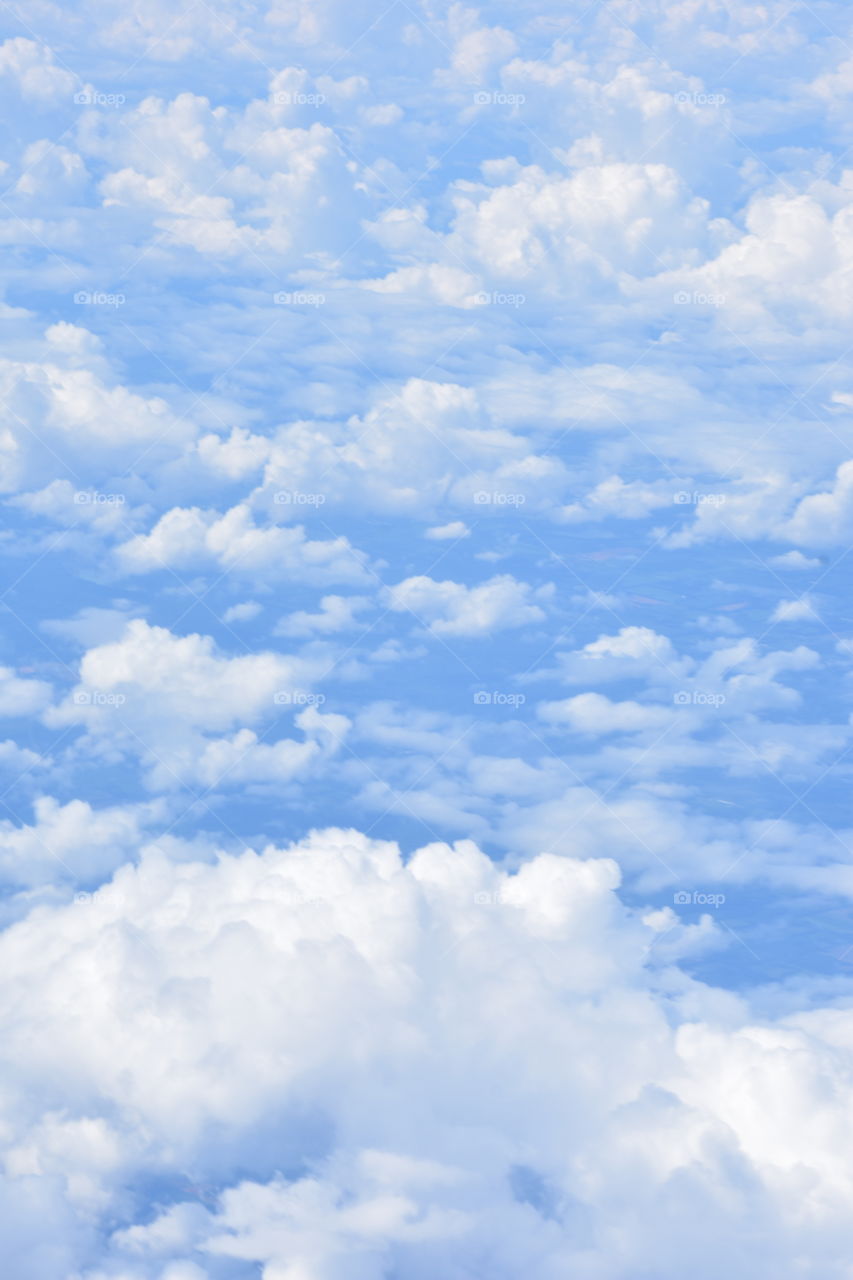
[
  {"x1": 0, "y1": 666, "x2": 52, "y2": 716},
  {"x1": 0, "y1": 827, "x2": 849, "y2": 1277},
  {"x1": 44, "y1": 620, "x2": 348, "y2": 791},
  {"x1": 384, "y1": 574, "x2": 552, "y2": 637},
  {"x1": 770, "y1": 597, "x2": 820, "y2": 622},
  {"x1": 0, "y1": 38, "x2": 77, "y2": 103},
  {"x1": 255, "y1": 378, "x2": 570, "y2": 518},
  {"x1": 276, "y1": 594, "x2": 371, "y2": 637},
  {"x1": 538, "y1": 691, "x2": 675, "y2": 734},
  {"x1": 0, "y1": 2, "x2": 852, "y2": 1273},
  {"x1": 116, "y1": 504, "x2": 371, "y2": 584}
]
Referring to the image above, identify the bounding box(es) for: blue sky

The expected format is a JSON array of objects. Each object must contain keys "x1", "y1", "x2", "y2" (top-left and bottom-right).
[{"x1": 1, "y1": 1, "x2": 853, "y2": 1276}]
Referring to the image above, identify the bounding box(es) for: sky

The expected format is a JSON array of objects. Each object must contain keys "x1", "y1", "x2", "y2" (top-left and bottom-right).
[{"x1": 0, "y1": 0, "x2": 853, "y2": 1276}]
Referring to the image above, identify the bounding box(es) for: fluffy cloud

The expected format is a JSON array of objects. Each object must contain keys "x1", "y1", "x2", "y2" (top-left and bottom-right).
[
  {"x1": 0, "y1": 666, "x2": 52, "y2": 716},
  {"x1": 0, "y1": 38, "x2": 77, "y2": 104},
  {"x1": 116, "y1": 504, "x2": 371, "y2": 584},
  {"x1": 45, "y1": 620, "x2": 349, "y2": 791},
  {"x1": 538, "y1": 691, "x2": 675, "y2": 734},
  {"x1": 255, "y1": 379, "x2": 570, "y2": 517},
  {"x1": 0, "y1": 828, "x2": 848, "y2": 1277},
  {"x1": 277, "y1": 594, "x2": 371, "y2": 637},
  {"x1": 384, "y1": 574, "x2": 551, "y2": 637},
  {"x1": 0, "y1": 795, "x2": 159, "y2": 889},
  {"x1": 0, "y1": 2, "x2": 852, "y2": 1274},
  {"x1": 0, "y1": 347, "x2": 195, "y2": 495}
]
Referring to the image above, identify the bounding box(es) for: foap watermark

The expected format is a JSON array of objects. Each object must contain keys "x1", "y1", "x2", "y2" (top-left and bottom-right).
[
  {"x1": 74, "y1": 290, "x2": 125, "y2": 307},
  {"x1": 674, "y1": 290, "x2": 726, "y2": 307},
  {"x1": 473, "y1": 91, "x2": 526, "y2": 106},
  {"x1": 473, "y1": 889, "x2": 513, "y2": 905},
  {"x1": 473, "y1": 491, "x2": 526, "y2": 506},
  {"x1": 674, "y1": 889, "x2": 726, "y2": 908},
  {"x1": 674, "y1": 491, "x2": 725, "y2": 506},
  {"x1": 74, "y1": 491, "x2": 125, "y2": 506},
  {"x1": 73, "y1": 690, "x2": 126, "y2": 707},
  {"x1": 274, "y1": 490, "x2": 326, "y2": 507},
  {"x1": 473, "y1": 691, "x2": 526, "y2": 708},
  {"x1": 273, "y1": 291, "x2": 325, "y2": 306},
  {"x1": 474, "y1": 290, "x2": 526, "y2": 308},
  {"x1": 674, "y1": 690, "x2": 726, "y2": 708},
  {"x1": 274, "y1": 691, "x2": 326, "y2": 707},
  {"x1": 273, "y1": 91, "x2": 326, "y2": 106},
  {"x1": 673, "y1": 91, "x2": 726, "y2": 107},
  {"x1": 74, "y1": 89, "x2": 126, "y2": 108}
]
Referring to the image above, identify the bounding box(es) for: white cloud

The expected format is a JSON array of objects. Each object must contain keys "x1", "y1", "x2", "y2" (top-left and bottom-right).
[
  {"x1": 538, "y1": 692, "x2": 675, "y2": 735},
  {"x1": 0, "y1": 796, "x2": 159, "y2": 888},
  {"x1": 384, "y1": 574, "x2": 551, "y2": 637},
  {"x1": 0, "y1": 38, "x2": 77, "y2": 103},
  {"x1": 221, "y1": 600, "x2": 262, "y2": 624},
  {"x1": 771, "y1": 597, "x2": 819, "y2": 622},
  {"x1": 2, "y1": 5, "x2": 853, "y2": 1273},
  {"x1": 424, "y1": 520, "x2": 470, "y2": 540},
  {"x1": 256, "y1": 378, "x2": 569, "y2": 517},
  {"x1": 44, "y1": 620, "x2": 345, "y2": 791},
  {"x1": 277, "y1": 594, "x2": 371, "y2": 637},
  {"x1": 0, "y1": 827, "x2": 850, "y2": 1276},
  {"x1": 770, "y1": 550, "x2": 823, "y2": 569},
  {"x1": 0, "y1": 667, "x2": 51, "y2": 716},
  {"x1": 779, "y1": 460, "x2": 853, "y2": 548},
  {"x1": 0, "y1": 347, "x2": 195, "y2": 495},
  {"x1": 116, "y1": 503, "x2": 371, "y2": 584}
]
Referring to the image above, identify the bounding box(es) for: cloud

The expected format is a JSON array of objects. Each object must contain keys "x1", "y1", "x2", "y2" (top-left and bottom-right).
[
  {"x1": 44, "y1": 620, "x2": 347, "y2": 790},
  {"x1": 0, "y1": 38, "x2": 77, "y2": 103},
  {"x1": 770, "y1": 597, "x2": 819, "y2": 622},
  {"x1": 276, "y1": 594, "x2": 371, "y2": 637},
  {"x1": 255, "y1": 379, "x2": 569, "y2": 518},
  {"x1": 0, "y1": 827, "x2": 850, "y2": 1276},
  {"x1": 424, "y1": 520, "x2": 470, "y2": 540},
  {"x1": 1, "y1": 3, "x2": 853, "y2": 1274},
  {"x1": 769, "y1": 551, "x2": 823, "y2": 570},
  {"x1": 0, "y1": 349, "x2": 195, "y2": 495},
  {"x1": 116, "y1": 504, "x2": 371, "y2": 584},
  {"x1": 538, "y1": 692, "x2": 675, "y2": 735},
  {"x1": 221, "y1": 600, "x2": 262, "y2": 624},
  {"x1": 0, "y1": 667, "x2": 52, "y2": 716},
  {"x1": 0, "y1": 795, "x2": 159, "y2": 889},
  {"x1": 384, "y1": 574, "x2": 551, "y2": 637}
]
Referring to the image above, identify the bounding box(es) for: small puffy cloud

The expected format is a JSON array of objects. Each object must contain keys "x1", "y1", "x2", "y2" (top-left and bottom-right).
[
  {"x1": 0, "y1": 38, "x2": 77, "y2": 103},
  {"x1": 46, "y1": 620, "x2": 313, "y2": 733},
  {"x1": 116, "y1": 504, "x2": 371, "y2": 585},
  {"x1": 770, "y1": 597, "x2": 819, "y2": 622},
  {"x1": 221, "y1": 601, "x2": 262, "y2": 624},
  {"x1": 276, "y1": 594, "x2": 371, "y2": 637},
  {"x1": 424, "y1": 521, "x2": 470, "y2": 540},
  {"x1": 442, "y1": 160, "x2": 715, "y2": 290},
  {"x1": 0, "y1": 352, "x2": 194, "y2": 495},
  {"x1": 0, "y1": 667, "x2": 52, "y2": 717},
  {"x1": 769, "y1": 550, "x2": 823, "y2": 569},
  {"x1": 558, "y1": 475, "x2": 676, "y2": 523},
  {"x1": 360, "y1": 264, "x2": 483, "y2": 307},
  {"x1": 779, "y1": 460, "x2": 853, "y2": 548},
  {"x1": 538, "y1": 692, "x2": 675, "y2": 735},
  {"x1": 0, "y1": 796, "x2": 159, "y2": 888},
  {"x1": 44, "y1": 620, "x2": 343, "y2": 791},
  {"x1": 438, "y1": 13, "x2": 517, "y2": 86},
  {"x1": 257, "y1": 378, "x2": 569, "y2": 517},
  {"x1": 555, "y1": 626, "x2": 687, "y2": 685},
  {"x1": 384, "y1": 574, "x2": 551, "y2": 637}
]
